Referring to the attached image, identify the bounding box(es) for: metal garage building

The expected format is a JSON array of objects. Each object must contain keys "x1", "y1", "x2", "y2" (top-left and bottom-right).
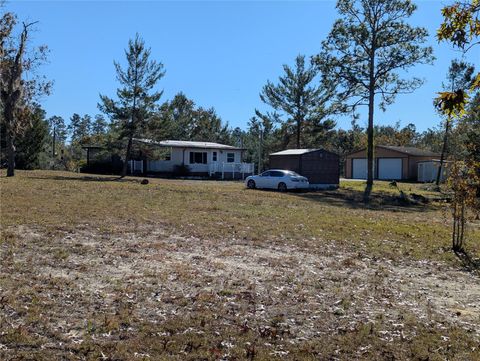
[
  {"x1": 345, "y1": 145, "x2": 440, "y2": 181},
  {"x1": 269, "y1": 149, "x2": 340, "y2": 188}
]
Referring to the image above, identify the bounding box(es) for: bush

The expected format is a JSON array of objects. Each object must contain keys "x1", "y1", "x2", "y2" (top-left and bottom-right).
[{"x1": 173, "y1": 164, "x2": 190, "y2": 177}]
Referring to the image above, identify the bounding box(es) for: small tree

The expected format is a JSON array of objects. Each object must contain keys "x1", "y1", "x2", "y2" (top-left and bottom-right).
[
  {"x1": 258, "y1": 55, "x2": 335, "y2": 149},
  {"x1": 15, "y1": 104, "x2": 49, "y2": 169},
  {"x1": 315, "y1": 0, "x2": 434, "y2": 198},
  {"x1": 437, "y1": 0, "x2": 480, "y2": 258},
  {"x1": 435, "y1": 59, "x2": 475, "y2": 186},
  {"x1": 99, "y1": 33, "x2": 165, "y2": 177},
  {"x1": 447, "y1": 160, "x2": 480, "y2": 252},
  {"x1": 1, "y1": 103, "x2": 48, "y2": 169}
]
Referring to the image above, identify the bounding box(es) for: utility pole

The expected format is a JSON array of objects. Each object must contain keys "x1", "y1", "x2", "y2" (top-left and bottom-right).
[
  {"x1": 52, "y1": 123, "x2": 56, "y2": 169},
  {"x1": 258, "y1": 127, "x2": 263, "y2": 174}
]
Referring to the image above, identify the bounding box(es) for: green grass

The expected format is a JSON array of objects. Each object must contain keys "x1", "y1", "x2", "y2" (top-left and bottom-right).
[
  {"x1": 340, "y1": 179, "x2": 443, "y2": 198},
  {"x1": 1, "y1": 170, "x2": 477, "y2": 263}
]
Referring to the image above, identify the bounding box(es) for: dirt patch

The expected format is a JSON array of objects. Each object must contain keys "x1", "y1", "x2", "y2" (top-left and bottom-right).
[{"x1": 1, "y1": 225, "x2": 479, "y2": 360}]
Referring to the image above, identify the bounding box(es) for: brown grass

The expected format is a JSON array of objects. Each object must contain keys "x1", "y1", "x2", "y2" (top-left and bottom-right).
[{"x1": 1, "y1": 170, "x2": 479, "y2": 360}]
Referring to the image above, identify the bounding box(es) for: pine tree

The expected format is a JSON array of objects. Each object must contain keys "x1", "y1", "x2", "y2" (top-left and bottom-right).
[
  {"x1": 48, "y1": 116, "x2": 67, "y2": 144},
  {"x1": 92, "y1": 114, "x2": 108, "y2": 135},
  {"x1": 15, "y1": 104, "x2": 49, "y2": 169},
  {"x1": 315, "y1": 0, "x2": 434, "y2": 199},
  {"x1": 190, "y1": 107, "x2": 230, "y2": 143},
  {"x1": 258, "y1": 55, "x2": 335, "y2": 149},
  {"x1": 99, "y1": 33, "x2": 165, "y2": 177}
]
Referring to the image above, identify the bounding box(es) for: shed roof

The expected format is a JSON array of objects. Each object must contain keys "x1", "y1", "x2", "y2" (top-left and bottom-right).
[
  {"x1": 270, "y1": 149, "x2": 319, "y2": 156},
  {"x1": 134, "y1": 139, "x2": 244, "y2": 150}
]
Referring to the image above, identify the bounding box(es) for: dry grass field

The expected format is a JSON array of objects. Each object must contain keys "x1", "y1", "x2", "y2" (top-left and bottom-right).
[{"x1": 1, "y1": 170, "x2": 479, "y2": 360}]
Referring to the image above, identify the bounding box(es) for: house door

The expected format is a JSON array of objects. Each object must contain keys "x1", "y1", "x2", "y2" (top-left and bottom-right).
[{"x1": 209, "y1": 151, "x2": 219, "y2": 175}]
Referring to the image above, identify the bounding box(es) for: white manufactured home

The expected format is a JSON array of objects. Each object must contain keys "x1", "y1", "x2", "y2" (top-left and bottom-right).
[{"x1": 129, "y1": 139, "x2": 254, "y2": 180}]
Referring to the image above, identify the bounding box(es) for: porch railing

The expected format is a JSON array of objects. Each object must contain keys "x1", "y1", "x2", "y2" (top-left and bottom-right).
[
  {"x1": 209, "y1": 162, "x2": 254, "y2": 179},
  {"x1": 128, "y1": 160, "x2": 143, "y2": 174}
]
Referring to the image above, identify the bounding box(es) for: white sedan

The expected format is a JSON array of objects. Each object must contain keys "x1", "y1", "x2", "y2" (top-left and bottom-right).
[{"x1": 245, "y1": 169, "x2": 309, "y2": 191}]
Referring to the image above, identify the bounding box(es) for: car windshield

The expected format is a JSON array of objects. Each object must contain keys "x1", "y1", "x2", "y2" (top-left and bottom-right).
[{"x1": 285, "y1": 171, "x2": 301, "y2": 177}]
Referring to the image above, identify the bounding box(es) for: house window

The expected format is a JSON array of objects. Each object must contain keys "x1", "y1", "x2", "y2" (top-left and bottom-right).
[
  {"x1": 153, "y1": 148, "x2": 171, "y2": 161},
  {"x1": 212, "y1": 151, "x2": 217, "y2": 162},
  {"x1": 227, "y1": 153, "x2": 235, "y2": 163},
  {"x1": 165, "y1": 151, "x2": 171, "y2": 161},
  {"x1": 189, "y1": 152, "x2": 207, "y2": 164}
]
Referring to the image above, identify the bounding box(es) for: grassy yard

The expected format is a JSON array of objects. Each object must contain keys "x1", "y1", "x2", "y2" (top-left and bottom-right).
[{"x1": 1, "y1": 170, "x2": 479, "y2": 360}]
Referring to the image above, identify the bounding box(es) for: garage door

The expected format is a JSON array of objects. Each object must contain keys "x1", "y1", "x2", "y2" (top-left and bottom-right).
[
  {"x1": 352, "y1": 158, "x2": 367, "y2": 179},
  {"x1": 378, "y1": 158, "x2": 402, "y2": 180}
]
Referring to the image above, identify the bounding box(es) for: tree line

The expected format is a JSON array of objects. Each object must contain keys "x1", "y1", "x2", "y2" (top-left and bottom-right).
[
  {"x1": 1, "y1": 0, "x2": 478, "y2": 184},
  {"x1": 2, "y1": 94, "x2": 477, "y2": 176}
]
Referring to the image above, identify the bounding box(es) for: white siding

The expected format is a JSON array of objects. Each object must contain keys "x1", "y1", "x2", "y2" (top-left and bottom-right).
[
  {"x1": 418, "y1": 161, "x2": 448, "y2": 182},
  {"x1": 146, "y1": 147, "x2": 245, "y2": 173}
]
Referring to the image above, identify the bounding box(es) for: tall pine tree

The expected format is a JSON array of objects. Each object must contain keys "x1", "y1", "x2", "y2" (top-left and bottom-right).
[
  {"x1": 258, "y1": 55, "x2": 335, "y2": 149},
  {"x1": 99, "y1": 33, "x2": 165, "y2": 177},
  {"x1": 315, "y1": 0, "x2": 434, "y2": 199}
]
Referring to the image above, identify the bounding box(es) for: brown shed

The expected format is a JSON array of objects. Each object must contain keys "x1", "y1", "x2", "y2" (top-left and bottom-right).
[
  {"x1": 269, "y1": 149, "x2": 340, "y2": 186},
  {"x1": 345, "y1": 145, "x2": 440, "y2": 180}
]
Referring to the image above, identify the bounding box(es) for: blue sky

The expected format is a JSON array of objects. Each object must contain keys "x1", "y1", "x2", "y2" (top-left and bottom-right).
[{"x1": 8, "y1": 0, "x2": 480, "y2": 132}]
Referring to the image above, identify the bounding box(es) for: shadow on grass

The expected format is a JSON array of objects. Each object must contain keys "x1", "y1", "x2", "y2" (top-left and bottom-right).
[
  {"x1": 455, "y1": 249, "x2": 480, "y2": 273},
  {"x1": 27, "y1": 174, "x2": 144, "y2": 184},
  {"x1": 290, "y1": 187, "x2": 436, "y2": 213}
]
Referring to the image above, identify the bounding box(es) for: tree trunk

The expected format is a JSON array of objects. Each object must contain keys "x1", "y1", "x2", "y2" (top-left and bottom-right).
[
  {"x1": 296, "y1": 119, "x2": 301, "y2": 149},
  {"x1": 436, "y1": 118, "x2": 450, "y2": 186},
  {"x1": 258, "y1": 129, "x2": 262, "y2": 174},
  {"x1": 6, "y1": 129, "x2": 15, "y2": 177},
  {"x1": 364, "y1": 56, "x2": 376, "y2": 201},
  {"x1": 121, "y1": 135, "x2": 133, "y2": 178},
  {"x1": 52, "y1": 124, "x2": 56, "y2": 170},
  {"x1": 366, "y1": 92, "x2": 375, "y2": 187},
  {"x1": 122, "y1": 62, "x2": 139, "y2": 178},
  {"x1": 1, "y1": 22, "x2": 31, "y2": 178}
]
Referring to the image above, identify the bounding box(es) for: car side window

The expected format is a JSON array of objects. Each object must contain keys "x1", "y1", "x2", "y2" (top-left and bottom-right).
[
  {"x1": 261, "y1": 171, "x2": 271, "y2": 177},
  {"x1": 270, "y1": 171, "x2": 284, "y2": 177}
]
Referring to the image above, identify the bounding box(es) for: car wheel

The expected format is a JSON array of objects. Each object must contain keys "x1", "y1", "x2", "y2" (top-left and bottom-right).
[
  {"x1": 247, "y1": 180, "x2": 256, "y2": 189},
  {"x1": 278, "y1": 182, "x2": 287, "y2": 192}
]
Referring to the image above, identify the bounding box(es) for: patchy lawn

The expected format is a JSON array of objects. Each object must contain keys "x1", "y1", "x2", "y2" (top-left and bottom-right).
[{"x1": 1, "y1": 170, "x2": 479, "y2": 360}]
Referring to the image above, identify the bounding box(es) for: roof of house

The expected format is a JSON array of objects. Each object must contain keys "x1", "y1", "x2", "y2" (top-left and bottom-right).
[
  {"x1": 270, "y1": 149, "x2": 320, "y2": 156},
  {"x1": 347, "y1": 145, "x2": 440, "y2": 157},
  {"x1": 134, "y1": 139, "x2": 244, "y2": 150}
]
